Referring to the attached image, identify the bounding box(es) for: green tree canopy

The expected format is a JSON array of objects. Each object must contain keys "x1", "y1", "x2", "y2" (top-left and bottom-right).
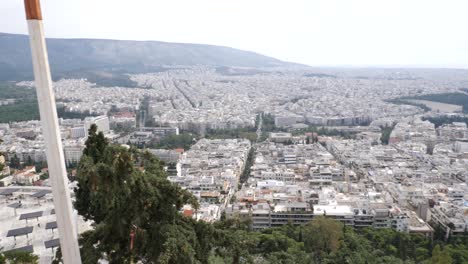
[
  {"x1": 431, "y1": 245, "x2": 453, "y2": 264},
  {"x1": 0, "y1": 251, "x2": 39, "y2": 264},
  {"x1": 303, "y1": 216, "x2": 344, "y2": 260},
  {"x1": 75, "y1": 127, "x2": 204, "y2": 263}
]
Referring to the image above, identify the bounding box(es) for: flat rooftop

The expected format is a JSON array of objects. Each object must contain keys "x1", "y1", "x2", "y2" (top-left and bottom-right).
[
  {"x1": 314, "y1": 205, "x2": 353, "y2": 216},
  {"x1": 0, "y1": 186, "x2": 92, "y2": 263}
]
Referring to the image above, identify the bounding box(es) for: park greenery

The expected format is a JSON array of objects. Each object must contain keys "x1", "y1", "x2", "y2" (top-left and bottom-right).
[
  {"x1": 422, "y1": 115, "x2": 468, "y2": 128},
  {"x1": 68, "y1": 124, "x2": 468, "y2": 264},
  {"x1": 291, "y1": 126, "x2": 358, "y2": 139},
  {"x1": 0, "y1": 83, "x2": 97, "y2": 123},
  {"x1": 380, "y1": 123, "x2": 396, "y2": 145},
  {"x1": 0, "y1": 138, "x2": 4, "y2": 172},
  {"x1": 386, "y1": 99, "x2": 431, "y2": 112},
  {"x1": 254, "y1": 114, "x2": 269, "y2": 142},
  {"x1": 395, "y1": 93, "x2": 468, "y2": 113},
  {"x1": 260, "y1": 113, "x2": 359, "y2": 139},
  {"x1": 0, "y1": 83, "x2": 41, "y2": 123},
  {"x1": 149, "y1": 133, "x2": 195, "y2": 150},
  {"x1": 205, "y1": 128, "x2": 257, "y2": 142},
  {"x1": 261, "y1": 113, "x2": 277, "y2": 132},
  {"x1": 239, "y1": 147, "x2": 255, "y2": 188},
  {"x1": 0, "y1": 250, "x2": 39, "y2": 264},
  {"x1": 8, "y1": 155, "x2": 21, "y2": 170}
]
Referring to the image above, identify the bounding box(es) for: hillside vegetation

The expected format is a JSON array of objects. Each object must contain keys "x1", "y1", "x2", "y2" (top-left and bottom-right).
[
  {"x1": 0, "y1": 83, "x2": 97, "y2": 123},
  {"x1": 0, "y1": 33, "x2": 296, "y2": 84}
]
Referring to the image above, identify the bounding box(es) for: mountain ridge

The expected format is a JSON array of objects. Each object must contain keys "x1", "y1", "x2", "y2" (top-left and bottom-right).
[{"x1": 0, "y1": 32, "x2": 302, "y2": 83}]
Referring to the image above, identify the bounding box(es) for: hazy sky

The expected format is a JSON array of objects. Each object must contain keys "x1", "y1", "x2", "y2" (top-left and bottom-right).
[{"x1": 2, "y1": 0, "x2": 468, "y2": 68}]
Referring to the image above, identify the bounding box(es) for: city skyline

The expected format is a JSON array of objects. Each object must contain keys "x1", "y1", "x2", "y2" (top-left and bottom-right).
[
  {"x1": 1, "y1": 0, "x2": 468, "y2": 262},
  {"x1": 1, "y1": 0, "x2": 468, "y2": 68}
]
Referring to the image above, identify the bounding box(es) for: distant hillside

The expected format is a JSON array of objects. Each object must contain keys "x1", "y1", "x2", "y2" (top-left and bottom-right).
[{"x1": 0, "y1": 33, "x2": 299, "y2": 84}]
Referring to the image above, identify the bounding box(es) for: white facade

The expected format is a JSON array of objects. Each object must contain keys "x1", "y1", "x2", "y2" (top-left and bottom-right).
[
  {"x1": 84, "y1": 116, "x2": 110, "y2": 136},
  {"x1": 64, "y1": 145, "x2": 85, "y2": 165},
  {"x1": 71, "y1": 127, "x2": 86, "y2": 139}
]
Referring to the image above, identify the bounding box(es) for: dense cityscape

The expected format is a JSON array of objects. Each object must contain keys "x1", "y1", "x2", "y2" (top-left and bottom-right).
[
  {"x1": 2, "y1": 0, "x2": 468, "y2": 262},
  {"x1": 0, "y1": 67, "x2": 468, "y2": 263}
]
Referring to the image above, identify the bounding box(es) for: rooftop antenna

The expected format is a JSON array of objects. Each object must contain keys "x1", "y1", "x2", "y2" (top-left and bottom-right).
[{"x1": 24, "y1": 0, "x2": 82, "y2": 263}]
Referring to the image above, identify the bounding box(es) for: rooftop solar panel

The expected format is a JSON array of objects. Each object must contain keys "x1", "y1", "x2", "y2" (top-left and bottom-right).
[
  {"x1": 31, "y1": 190, "x2": 51, "y2": 198},
  {"x1": 0, "y1": 188, "x2": 19, "y2": 196},
  {"x1": 7, "y1": 202, "x2": 22, "y2": 209},
  {"x1": 6, "y1": 226, "x2": 33, "y2": 237},
  {"x1": 5, "y1": 245, "x2": 34, "y2": 253},
  {"x1": 45, "y1": 221, "x2": 57, "y2": 230},
  {"x1": 44, "y1": 238, "x2": 60, "y2": 249},
  {"x1": 19, "y1": 211, "x2": 43, "y2": 220}
]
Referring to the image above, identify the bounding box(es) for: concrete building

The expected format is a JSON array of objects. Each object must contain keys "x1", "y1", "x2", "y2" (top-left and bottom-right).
[
  {"x1": 269, "y1": 133, "x2": 292, "y2": 143},
  {"x1": 63, "y1": 145, "x2": 85, "y2": 165},
  {"x1": 84, "y1": 116, "x2": 110, "y2": 136}
]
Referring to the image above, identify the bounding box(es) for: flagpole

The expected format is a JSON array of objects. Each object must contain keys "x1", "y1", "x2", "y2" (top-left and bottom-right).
[{"x1": 24, "y1": 0, "x2": 82, "y2": 263}]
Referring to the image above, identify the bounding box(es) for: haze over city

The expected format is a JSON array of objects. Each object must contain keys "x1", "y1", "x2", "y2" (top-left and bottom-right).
[
  {"x1": 1, "y1": 0, "x2": 468, "y2": 263},
  {"x1": 2, "y1": 0, "x2": 468, "y2": 68}
]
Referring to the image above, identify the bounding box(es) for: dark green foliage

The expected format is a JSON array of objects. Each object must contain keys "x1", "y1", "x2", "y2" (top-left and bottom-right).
[
  {"x1": 239, "y1": 147, "x2": 255, "y2": 187},
  {"x1": 411, "y1": 93, "x2": 468, "y2": 111},
  {"x1": 0, "y1": 101, "x2": 40, "y2": 123},
  {"x1": 75, "y1": 128, "x2": 203, "y2": 263},
  {"x1": 65, "y1": 71, "x2": 140, "y2": 88},
  {"x1": 150, "y1": 133, "x2": 195, "y2": 150},
  {"x1": 205, "y1": 128, "x2": 257, "y2": 142},
  {"x1": 444, "y1": 240, "x2": 468, "y2": 264},
  {"x1": 0, "y1": 83, "x2": 35, "y2": 99},
  {"x1": 25, "y1": 156, "x2": 34, "y2": 167},
  {"x1": 431, "y1": 245, "x2": 453, "y2": 264},
  {"x1": 34, "y1": 161, "x2": 47, "y2": 173},
  {"x1": 423, "y1": 115, "x2": 468, "y2": 128},
  {"x1": 380, "y1": 124, "x2": 396, "y2": 145},
  {"x1": 396, "y1": 93, "x2": 468, "y2": 113},
  {"x1": 0, "y1": 83, "x2": 42, "y2": 123},
  {"x1": 292, "y1": 125, "x2": 358, "y2": 139},
  {"x1": 303, "y1": 216, "x2": 343, "y2": 259},
  {"x1": 0, "y1": 83, "x2": 97, "y2": 123},
  {"x1": 262, "y1": 113, "x2": 277, "y2": 132},
  {"x1": 255, "y1": 114, "x2": 261, "y2": 128},
  {"x1": 39, "y1": 173, "x2": 49, "y2": 180},
  {"x1": 357, "y1": 227, "x2": 431, "y2": 261},
  {"x1": 111, "y1": 123, "x2": 136, "y2": 134},
  {"x1": 137, "y1": 96, "x2": 156, "y2": 127},
  {"x1": 0, "y1": 102, "x2": 96, "y2": 123},
  {"x1": 386, "y1": 99, "x2": 431, "y2": 112},
  {"x1": 9, "y1": 154, "x2": 21, "y2": 170},
  {"x1": 258, "y1": 132, "x2": 269, "y2": 142},
  {"x1": 83, "y1": 124, "x2": 108, "y2": 164},
  {"x1": 0, "y1": 251, "x2": 39, "y2": 264}
]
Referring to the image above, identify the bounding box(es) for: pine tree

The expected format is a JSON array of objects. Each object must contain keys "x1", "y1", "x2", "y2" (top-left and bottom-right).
[
  {"x1": 1, "y1": 251, "x2": 39, "y2": 264},
  {"x1": 9, "y1": 154, "x2": 21, "y2": 169},
  {"x1": 83, "y1": 124, "x2": 108, "y2": 164},
  {"x1": 431, "y1": 245, "x2": 453, "y2": 264},
  {"x1": 74, "y1": 133, "x2": 204, "y2": 263}
]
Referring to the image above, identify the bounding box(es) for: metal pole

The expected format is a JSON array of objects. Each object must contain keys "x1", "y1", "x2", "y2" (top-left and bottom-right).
[{"x1": 23, "y1": 0, "x2": 82, "y2": 263}]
